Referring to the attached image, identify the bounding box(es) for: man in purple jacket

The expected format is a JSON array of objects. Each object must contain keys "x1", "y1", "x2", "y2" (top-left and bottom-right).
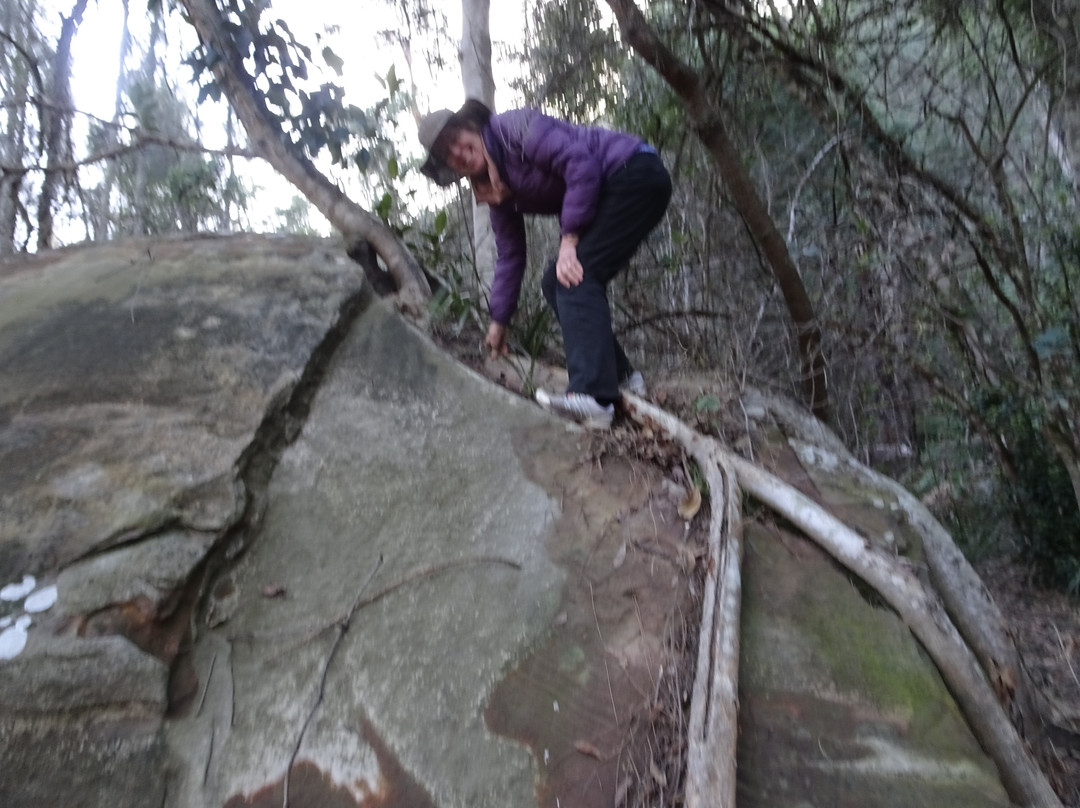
[{"x1": 418, "y1": 99, "x2": 672, "y2": 429}]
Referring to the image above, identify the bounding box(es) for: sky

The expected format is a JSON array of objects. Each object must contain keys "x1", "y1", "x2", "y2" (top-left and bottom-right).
[
  {"x1": 69, "y1": 0, "x2": 526, "y2": 120},
  {"x1": 61, "y1": 0, "x2": 527, "y2": 232}
]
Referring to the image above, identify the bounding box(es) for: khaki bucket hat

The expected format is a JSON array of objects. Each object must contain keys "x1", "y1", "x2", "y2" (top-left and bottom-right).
[{"x1": 418, "y1": 98, "x2": 492, "y2": 186}]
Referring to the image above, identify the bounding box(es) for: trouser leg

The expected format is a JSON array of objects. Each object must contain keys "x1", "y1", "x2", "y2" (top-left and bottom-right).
[
  {"x1": 542, "y1": 152, "x2": 672, "y2": 404},
  {"x1": 542, "y1": 265, "x2": 634, "y2": 393}
]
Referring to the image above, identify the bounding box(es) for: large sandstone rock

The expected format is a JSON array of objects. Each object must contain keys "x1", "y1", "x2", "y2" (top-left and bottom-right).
[{"x1": 0, "y1": 235, "x2": 1013, "y2": 807}]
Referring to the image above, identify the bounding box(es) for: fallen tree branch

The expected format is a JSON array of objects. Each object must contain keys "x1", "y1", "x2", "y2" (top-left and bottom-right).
[
  {"x1": 748, "y1": 390, "x2": 1055, "y2": 750},
  {"x1": 623, "y1": 393, "x2": 1062, "y2": 807},
  {"x1": 786, "y1": 436, "x2": 1050, "y2": 737},
  {"x1": 621, "y1": 394, "x2": 743, "y2": 806}
]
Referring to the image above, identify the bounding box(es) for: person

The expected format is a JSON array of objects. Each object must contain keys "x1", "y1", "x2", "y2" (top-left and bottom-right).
[{"x1": 418, "y1": 99, "x2": 672, "y2": 429}]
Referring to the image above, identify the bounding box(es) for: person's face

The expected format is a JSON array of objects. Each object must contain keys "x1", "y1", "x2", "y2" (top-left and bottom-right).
[{"x1": 442, "y1": 129, "x2": 487, "y2": 177}]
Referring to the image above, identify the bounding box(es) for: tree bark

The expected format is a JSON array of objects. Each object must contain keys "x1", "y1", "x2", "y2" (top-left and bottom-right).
[
  {"x1": 36, "y1": 0, "x2": 88, "y2": 251},
  {"x1": 177, "y1": 0, "x2": 431, "y2": 319},
  {"x1": 645, "y1": 404, "x2": 742, "y2": 808},
  {"x1": 603, "y1": 0, "x2": 830, "y2": 422},
  {"x1": 459, "y1": 0, "x2": 497, "y2": 293}
]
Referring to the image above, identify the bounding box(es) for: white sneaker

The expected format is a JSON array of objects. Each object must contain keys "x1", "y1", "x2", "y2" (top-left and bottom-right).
[
  {"x1": 621, "y1": 370, "x2": 647, "y2": 397},
  {"x1": 535, "y1": 389, "x2": 614, "y2": 430}
]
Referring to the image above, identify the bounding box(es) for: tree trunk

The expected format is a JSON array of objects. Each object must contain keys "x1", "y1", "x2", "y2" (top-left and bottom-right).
[
  {"x1": 0, "y1": 2, "x2": 36, "y2": 254},
  {"x1": 459, "y1": 0, "x2": 496, "y2": 293},
  {"x1": 36, "y1": 0, "x2": 88, "y2": 251},
  {"x1": 90, "y1": 0, "x2": 133, "y2": 242},
  {"x1": 177, "y1": 0, "x2": 431, "y2": 319},
  {"x1": 652, "y1": 407, "x2": 743, "y2": 808},
  {"x1": 603, "y1": 0, "x2": 830, "y2": 422}
]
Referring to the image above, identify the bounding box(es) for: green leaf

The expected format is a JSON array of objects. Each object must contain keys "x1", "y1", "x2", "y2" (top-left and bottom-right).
[
  {"x1": 323, "y1": 46, "x2": 344, "y2": 76},
  {"x1": 694, "y1": 394, "x2": 721, "y2": 413},
  {"x1": 387, "y1": 157, "x2": 399, "y2": 179},
  {"x1": 434, "y1": 210, "x2": 448, "y2": 235},
  {"x1": 375, "y1": 192, "x2": 393, "y2": 221},
  {"x1": 387, "y1": 65, "x2": 402, "y2": 97},
  {"x1": 197, "y1": 82, "x2": 222, "y2": 104}
]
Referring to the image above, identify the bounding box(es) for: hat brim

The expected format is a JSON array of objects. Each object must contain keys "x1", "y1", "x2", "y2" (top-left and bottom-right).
[{"x1": 421, "y1": 154, "x2": 461, "y2": 187}]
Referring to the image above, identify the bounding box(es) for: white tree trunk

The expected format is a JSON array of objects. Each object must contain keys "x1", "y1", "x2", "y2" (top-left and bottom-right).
[{"x1": 459, "y1": 0, "x2": 496, "y2": 293}]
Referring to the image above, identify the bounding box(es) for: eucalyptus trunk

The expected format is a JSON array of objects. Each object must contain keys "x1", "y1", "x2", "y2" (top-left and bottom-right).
[
  {"x1": 36, "y1": 0, "x2": 88, "y2": 250},
  {"x1": 459, "y1": 0, "x2": 496, "y2": 292}
]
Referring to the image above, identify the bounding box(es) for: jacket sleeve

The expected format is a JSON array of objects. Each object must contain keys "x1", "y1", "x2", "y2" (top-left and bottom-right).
[
  {"x1": 525, "y1": 117, "x2": 603, "y2": 237},
  {"x1": 488, "y1": 203, "x2": 528, "y2": 324}
]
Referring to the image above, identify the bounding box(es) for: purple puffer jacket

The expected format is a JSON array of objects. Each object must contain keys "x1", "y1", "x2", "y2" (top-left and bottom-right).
[{"x1": 481, "y1": 109, "x2": 643, "y2": 324}]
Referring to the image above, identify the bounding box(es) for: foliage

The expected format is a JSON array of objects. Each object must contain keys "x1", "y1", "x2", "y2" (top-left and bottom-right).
[
  {"x1": 509, "y1": 0, "x2": 1080, "y2": 588},
  {"x1": 84, "y1": 71, "x2": 248, "y2": 237},
  {"x1": 979, "y1": 394, "x2": 1080, "y2": 593},
  {"x1": 273, "y1": 195, "x2": 319, "y2": 236}
]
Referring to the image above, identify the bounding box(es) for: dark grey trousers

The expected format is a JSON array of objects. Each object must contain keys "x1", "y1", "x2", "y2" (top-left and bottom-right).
[{"x1": 541, "y1": 151, "x2": 672, "y2": 405}]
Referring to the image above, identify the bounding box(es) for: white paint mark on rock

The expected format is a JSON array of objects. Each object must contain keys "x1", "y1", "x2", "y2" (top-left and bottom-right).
[
  {"x1": 1, "y1": 575, "x2": 36, "y2": 602},
  {"x1": 0, "y1": 615, "x2": 32, "y2": 660},
  {"x1": 24, "y1": 585, "x2": 58, "y2": 614}
]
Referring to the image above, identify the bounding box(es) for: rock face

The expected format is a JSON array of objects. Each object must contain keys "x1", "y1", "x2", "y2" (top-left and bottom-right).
[
  {"x1": 0, "y1": 235, "x2": 695, "y2": 807},
  {"x1": 0, "y1": 235, "x2": 1011, "y2": 807}
]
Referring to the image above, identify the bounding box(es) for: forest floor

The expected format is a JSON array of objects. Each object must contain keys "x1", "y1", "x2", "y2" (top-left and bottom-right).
[
  {"x1": 435, "y1": 327, "x2": 1080, "y2": 806},
  {"x1": 977, "y1": 558, "x2": 1080, "y2": 806}
]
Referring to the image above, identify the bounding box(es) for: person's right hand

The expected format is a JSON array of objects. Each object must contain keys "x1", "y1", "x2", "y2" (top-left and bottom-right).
[
  {"x1": 556, "y1": 236, "x2": 583, "y2": 287},
  {"x1": 485, "y1": 321, "x2": 509, "y2": 358}
]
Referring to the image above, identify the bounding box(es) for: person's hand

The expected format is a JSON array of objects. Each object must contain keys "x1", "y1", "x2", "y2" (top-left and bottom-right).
[
  {"x1": 471, "y1": 154, "x2": 511, "y2": 205},
  {"x1": 485, "y1": 321, "x2": 509, "y2": 358},
  {"x1": 556, "y1": 235, "x2": 583, "y2": 287}
]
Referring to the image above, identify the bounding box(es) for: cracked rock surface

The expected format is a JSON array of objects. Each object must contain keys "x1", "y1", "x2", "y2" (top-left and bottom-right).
[{"x1": 0, "y1": 235, "x2": 1013, "y2": 808}]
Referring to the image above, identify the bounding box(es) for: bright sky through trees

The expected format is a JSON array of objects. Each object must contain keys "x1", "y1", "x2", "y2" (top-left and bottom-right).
[{"x1": 58, "y1": 0, "x2": 526, "y2": 232}]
